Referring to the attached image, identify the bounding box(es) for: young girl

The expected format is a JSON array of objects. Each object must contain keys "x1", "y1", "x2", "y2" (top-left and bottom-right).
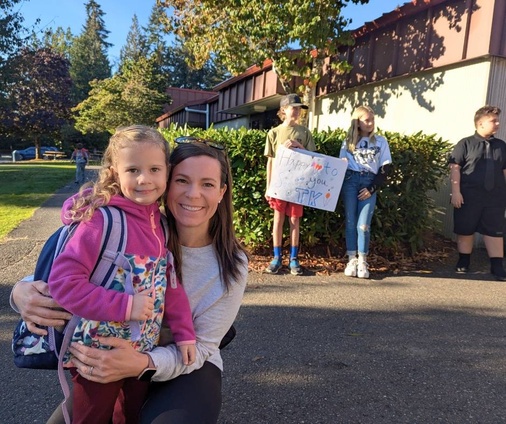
[
  {"x1": 48, "y1": 125, "x2": 196, "y2": 424},
  {"x1": 13, "y1": 140, "x2": 249, "y2": 424},
  {"x1": 339, "y1": 106, "x2": 392, "y2": 279}
]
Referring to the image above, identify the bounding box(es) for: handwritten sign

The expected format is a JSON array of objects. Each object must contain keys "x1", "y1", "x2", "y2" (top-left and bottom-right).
[{"x1": 267, "y1": 146, "x2": 347, "y2": 212}]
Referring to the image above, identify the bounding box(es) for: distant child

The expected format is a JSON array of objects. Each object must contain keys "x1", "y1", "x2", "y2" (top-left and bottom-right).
[
  {"x1": 48, "y1": 125, "x2": 196, "y2": 423},
  {"x1": 449, "y1": 105, "x2": 506, "y2": 281},
  {"x1": 339, "y1": 106, "x2": 392, "y2": 279},
  {"x1": 264, "y1": 94, "x2": 316, "y2": 275},
  {"x1": 71, "y1": 143, "x2": 89, "y2": 185}
]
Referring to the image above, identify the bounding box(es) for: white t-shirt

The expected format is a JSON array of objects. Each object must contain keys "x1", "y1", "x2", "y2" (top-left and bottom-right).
[{"x1": 339, "y1": 135, "x2": 392, "y2": 174}]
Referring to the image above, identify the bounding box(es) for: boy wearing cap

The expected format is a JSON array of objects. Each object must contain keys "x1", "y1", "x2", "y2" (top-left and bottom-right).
[{"x1": 264, "y1": 93, "x2": 316, "y2": 275}]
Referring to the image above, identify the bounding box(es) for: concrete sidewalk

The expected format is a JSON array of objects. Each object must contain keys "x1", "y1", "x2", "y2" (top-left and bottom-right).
[{"x1": 1, "y1": 170, "x2": 505, "y2": 423}]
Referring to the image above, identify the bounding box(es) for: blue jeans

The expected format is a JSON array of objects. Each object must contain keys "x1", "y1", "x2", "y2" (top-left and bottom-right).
[
  {"x1": 341, "y1": 170, "x2": 377, "y2": 255},
  {"x1": 75, "y1": 162, "x2": 86, "y2": 184}
]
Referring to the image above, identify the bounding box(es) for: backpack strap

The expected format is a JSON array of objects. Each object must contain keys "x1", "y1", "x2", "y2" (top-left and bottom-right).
[
  {"x1": 58, "y1": 205, "x2": 128, "y2": 424},
  {"x1": 90, "y1": 206, "x2": 128, "y2": 287}
]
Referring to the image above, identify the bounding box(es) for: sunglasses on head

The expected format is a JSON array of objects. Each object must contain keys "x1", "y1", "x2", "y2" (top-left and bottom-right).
[{"x1": 174, "y1": 136, "x2": 225, "y2": 150}]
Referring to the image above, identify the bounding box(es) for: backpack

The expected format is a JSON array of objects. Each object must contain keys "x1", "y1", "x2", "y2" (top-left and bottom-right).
[{"x1": 12, "y1": 206, "x2": 128, "y2": 369}]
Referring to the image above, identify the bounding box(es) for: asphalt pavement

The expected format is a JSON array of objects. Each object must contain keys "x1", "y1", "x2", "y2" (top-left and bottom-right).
[{"x1": 1, "y1": 167, "x2": 505, "y2": 423}]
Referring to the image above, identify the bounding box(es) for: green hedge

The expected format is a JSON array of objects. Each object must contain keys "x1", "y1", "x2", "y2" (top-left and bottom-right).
[{"x1": 160, "y1": 125, "x2": 452, "y2": 257}]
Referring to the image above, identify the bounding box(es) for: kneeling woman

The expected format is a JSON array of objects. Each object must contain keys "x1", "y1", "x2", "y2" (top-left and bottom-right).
[{"x1": 11, "y1": 138, "x2": 249, "y2": 423}]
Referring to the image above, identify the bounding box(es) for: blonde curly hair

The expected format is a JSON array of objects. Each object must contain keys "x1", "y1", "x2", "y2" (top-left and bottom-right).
[{"x1": 67, "y1": 125, "x2": 170, "y2": 222}]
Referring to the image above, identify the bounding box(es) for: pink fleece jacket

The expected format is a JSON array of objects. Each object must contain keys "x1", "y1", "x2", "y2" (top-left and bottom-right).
[{"x1": 48, "y1": 194, "x2": 195, "y2": 346}]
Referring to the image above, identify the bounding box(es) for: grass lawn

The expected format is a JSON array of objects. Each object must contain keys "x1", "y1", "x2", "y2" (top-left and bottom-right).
[{"x1": 0, "y1": 162, "x2": 75, "y2": 240}]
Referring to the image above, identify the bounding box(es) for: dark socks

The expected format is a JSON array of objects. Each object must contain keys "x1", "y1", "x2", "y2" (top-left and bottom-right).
[
  {"x1": 455, "y1": 253, "x2": 470, "y2": 273},
  {"x1": 490, "y1": 257, "x2": 506, "y2": 281}
]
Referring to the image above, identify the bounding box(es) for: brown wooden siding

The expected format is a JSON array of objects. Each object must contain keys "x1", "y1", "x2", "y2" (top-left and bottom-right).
[{"x1": 318, "y1": 0, "x2": 505, "y2": 97}]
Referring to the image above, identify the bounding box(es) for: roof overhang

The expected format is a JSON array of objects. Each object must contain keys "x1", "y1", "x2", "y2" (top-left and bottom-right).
[{"x1": 219, "y1": 94, "x2": 284, "y2": 116}]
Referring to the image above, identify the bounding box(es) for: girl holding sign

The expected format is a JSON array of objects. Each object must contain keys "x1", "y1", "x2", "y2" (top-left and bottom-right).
[{"x1": 339, "y1": 106, "x2": 392, "y2": 279}]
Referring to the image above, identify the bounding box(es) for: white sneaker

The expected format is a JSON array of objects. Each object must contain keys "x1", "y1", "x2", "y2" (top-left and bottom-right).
[
  {"x1": 357, "y1": 261, "x2": 370, "y2": 279},
  {"x1": 344, "y1": 258, "x2": 358, "y2": 277}
]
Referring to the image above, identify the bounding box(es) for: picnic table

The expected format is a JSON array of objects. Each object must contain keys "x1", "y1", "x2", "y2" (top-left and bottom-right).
[{"x1": 43, "y1": 151, "x2": 67, "y2": 160}]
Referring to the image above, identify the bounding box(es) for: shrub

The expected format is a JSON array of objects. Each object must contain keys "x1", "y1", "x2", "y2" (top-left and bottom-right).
[{"x1": 160, "y1": 125, "x2": 452, "y2": 257}]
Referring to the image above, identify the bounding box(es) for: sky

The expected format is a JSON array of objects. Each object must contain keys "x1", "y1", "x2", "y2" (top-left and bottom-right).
[{"x1": 18, "y1": 0, "x2": 407, "y2": 67}]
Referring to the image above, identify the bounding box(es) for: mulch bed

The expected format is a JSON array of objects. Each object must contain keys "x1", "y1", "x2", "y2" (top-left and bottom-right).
[{"x1": 247, "y1": 233, "x2": 455, "y2": 275}]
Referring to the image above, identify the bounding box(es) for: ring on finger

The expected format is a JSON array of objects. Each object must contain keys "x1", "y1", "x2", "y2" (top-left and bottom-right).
[{"x1": 88, "y1": 366, "x2": 94, "y2": 376}]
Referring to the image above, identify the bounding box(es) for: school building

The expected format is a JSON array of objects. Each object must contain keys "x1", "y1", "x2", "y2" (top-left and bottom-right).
[{"x1": 156, "y1": 0, "x2": 506, "y2": 237}]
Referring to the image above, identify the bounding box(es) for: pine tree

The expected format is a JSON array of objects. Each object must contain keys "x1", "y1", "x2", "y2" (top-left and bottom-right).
[
  {"x1": 69, "y1": 0, "x2": 111, "y2": 104},
  {"x1": 145, "y1": 2, "x2": 228, "y2": 90},
  {"x1": 119, "y1": 14, "x2": 148, "y2": 70},
  {"x1": 144, "y1": 2, "x2": 169, "y2": 71},
  {"x1": 166, "y1": 39, "x2": 229, "y2": 90},
  {"x1": 28, "y1": 27, "x2": 74, "y2": 61}
]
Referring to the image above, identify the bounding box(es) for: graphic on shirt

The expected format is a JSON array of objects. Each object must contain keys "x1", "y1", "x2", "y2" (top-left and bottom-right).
[{"x1": 353, "y1": 145, "x2": 381, "y2": 166}]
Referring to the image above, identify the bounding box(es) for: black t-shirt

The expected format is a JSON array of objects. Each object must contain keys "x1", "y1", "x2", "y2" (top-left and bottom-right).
[{"x1": 449, "y1": 132, "x2": 506, "y2": 193}]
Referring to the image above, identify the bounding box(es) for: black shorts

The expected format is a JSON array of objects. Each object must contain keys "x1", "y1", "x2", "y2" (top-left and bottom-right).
[{"x1": 453, "y1": 202, "x2": 505, "y2": 237}]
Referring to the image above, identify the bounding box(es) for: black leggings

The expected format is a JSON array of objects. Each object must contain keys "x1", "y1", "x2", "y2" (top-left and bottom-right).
[
  {"x1": 46, "y1": 362, "x2": 222, "y2": 424},
  {"x1": 140, "y1": 361, "x2": 222, "y2": 424}
]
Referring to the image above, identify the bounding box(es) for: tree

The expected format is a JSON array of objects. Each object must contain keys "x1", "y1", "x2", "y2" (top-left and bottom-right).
[
  {"x1": 141, "y1": 3, "x2": 228, "y2": 90},
  {"x1": 0, "y1": 47, "x2": 73, "y2": 157},
  {"x1": 73, "y1": 56, "x2": 168, "y2": 134},
  {"x1": 119, "y1": 14, "x2": 148, "y2": 70},
  {"x1": 28, "y1": 27, "x2": 74, "y2": 60},
  {"x1": 165, "y1": 39, "x2": 229, "y2": 90},
  {"x1": 0, "y1": 0, "x2": 25, "y2": 62},
  {"x1": 69, "y1": 0, "x2": 111, "y2": 104},
  {"x1": 144, "y1": 2, "x2": 169, "y2": 70},
  {"x1": 0, "y1": 0, "x2": 27, "y2": 114},
  {"x1": 159, "y1": 0, "x2": 369, "y2": 110}
]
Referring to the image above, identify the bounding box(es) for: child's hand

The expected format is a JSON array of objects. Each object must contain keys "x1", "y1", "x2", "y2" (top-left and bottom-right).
[
  {"x1": 450, "y1": 192, "x2": 464, "y2": 208},
  {"x1": 284, "y1": 139, "x2": 304, "y2": 149},
  {"x1": 130, "y1": 290, "x2": 154, "y2": 321},
  {"x1": 179, "y1": 344, "x2": 196, "y2": 366}
]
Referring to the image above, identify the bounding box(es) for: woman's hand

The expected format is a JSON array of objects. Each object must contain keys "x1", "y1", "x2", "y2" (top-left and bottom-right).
[
  {"x1": 13, "y1": 280, "x2": 72, "y2": 335},
  {"x1": 358, "y1": 187, "x2": 372, "y2": 201},
  {"x1": 68, "y1": 336, "x2": 147, "y2": 384}
]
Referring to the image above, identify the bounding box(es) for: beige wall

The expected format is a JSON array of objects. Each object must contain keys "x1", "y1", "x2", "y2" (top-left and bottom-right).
[
  {"x1": 313, "y1": 59, "x2": 494, "y2": 145},
  {"x1": 312, "y1": 58, "x2": 501, "y2": 239}
]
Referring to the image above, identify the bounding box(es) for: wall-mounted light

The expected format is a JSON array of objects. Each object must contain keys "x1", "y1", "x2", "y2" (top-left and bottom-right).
[{"x1": 252, "y1": 105, "x2": 267, "y2": 112}]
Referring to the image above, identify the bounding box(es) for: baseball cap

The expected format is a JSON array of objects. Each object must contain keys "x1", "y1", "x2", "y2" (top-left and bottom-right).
[{"x1": 280, "y1": 93, "x2": 308, "y2": 109}]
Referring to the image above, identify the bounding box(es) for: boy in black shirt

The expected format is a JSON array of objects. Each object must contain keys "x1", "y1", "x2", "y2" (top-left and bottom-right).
[{"x1": 449, "y1": 105, "x2": 506, "y2": 281}]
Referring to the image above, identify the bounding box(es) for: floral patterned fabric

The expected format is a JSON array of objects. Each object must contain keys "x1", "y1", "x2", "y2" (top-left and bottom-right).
[{"x1": 63, "y1": 254, "x2": 167, "y2": 364}]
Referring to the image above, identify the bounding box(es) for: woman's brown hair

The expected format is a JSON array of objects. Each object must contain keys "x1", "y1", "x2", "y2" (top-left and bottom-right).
[{"x1": 165, "y1": 142, "x2": 248, "y2": 289}]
